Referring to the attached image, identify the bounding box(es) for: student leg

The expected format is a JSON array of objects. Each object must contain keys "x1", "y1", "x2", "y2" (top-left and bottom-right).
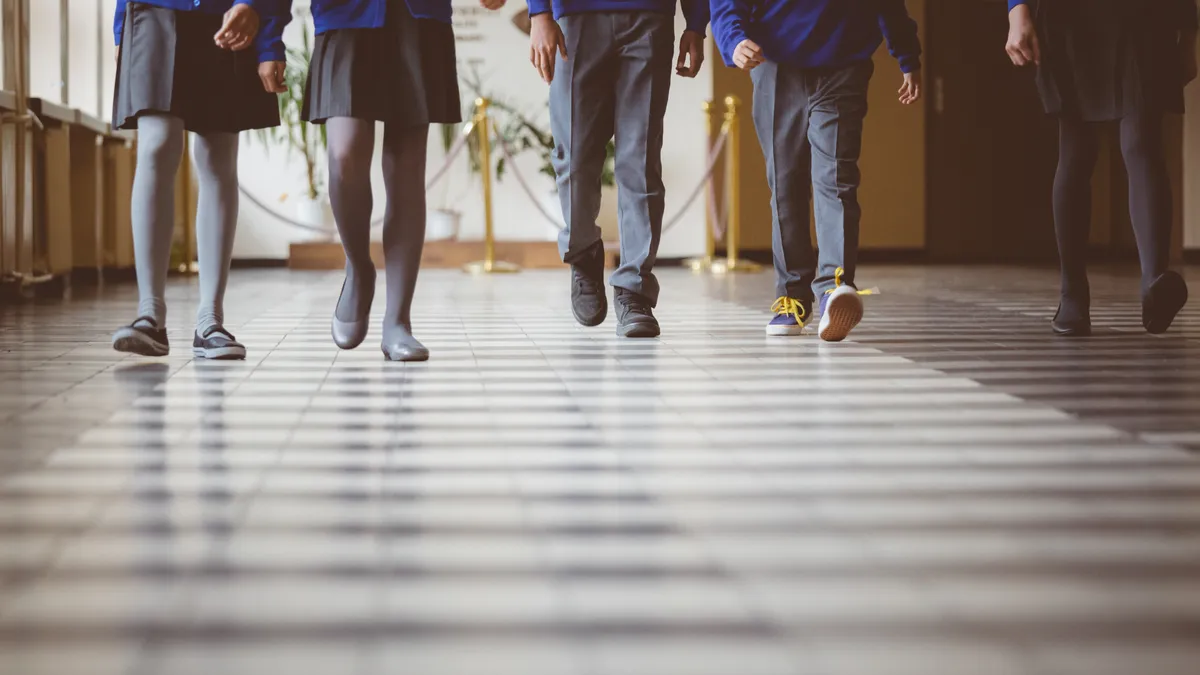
[
  {"x1": 191, "y1": 131, "x2": 246, "y2": 359},
  {"x1": 326, "y1": 117, "x2": 378, "y2": 349},
  {"x1": 550, "y1": 14, "x2": 617, "y2": 327},
  {"x1": 1052, "y1": 116, "x2": 1099, "y2": 332},
  {"x1": 113, "y1": 114, "x2": 185, "y2": 356},
  {"x1": 808, "y1": 61, "x2": 873, "y2": 342},
  {"x1": 1119, "y1": 111, "x2": 1188, "y2": 333},
  {"x1": 750, "y1": 60, "x2": 816, "y2": 336},
  {"x1": 610, "y1": 13, "x2": 673, "y2": 310},
  {"x1": 378, "y1": 123, "x2": 430, "y2": 362}
]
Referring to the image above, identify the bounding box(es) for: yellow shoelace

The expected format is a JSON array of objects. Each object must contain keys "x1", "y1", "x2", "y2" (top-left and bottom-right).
[
  {"x1": 824, "y1": 267, "x2": 880, "y2": 296},
  {"x1": 771, "y1": 297, "x2": 808, "y2": 324}
]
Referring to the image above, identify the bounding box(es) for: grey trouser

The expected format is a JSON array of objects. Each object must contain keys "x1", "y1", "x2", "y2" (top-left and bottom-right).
[
  {"x1": 750, "y1": 59, "x2": 874, "y2": 301},
  {"x1": 549, "y1": 12, "x2": 674, "y2": 305}
]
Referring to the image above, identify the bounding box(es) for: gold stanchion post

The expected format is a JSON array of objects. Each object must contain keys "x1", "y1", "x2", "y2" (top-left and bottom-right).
[
  {"x1": 686, "y1": 101, "x2": 718, "y2": 273},
  {"x1": 464, "y1": 98, "x2": 520, "y2": 275},
  {"x1": 717, "y1": 95, "x2": 761, "y2": 273}
]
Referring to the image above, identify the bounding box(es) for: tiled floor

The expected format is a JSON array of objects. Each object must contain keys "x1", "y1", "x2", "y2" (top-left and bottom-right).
[{"x1": 2, "y1": 265, "x2": 1199, "y2": 675}]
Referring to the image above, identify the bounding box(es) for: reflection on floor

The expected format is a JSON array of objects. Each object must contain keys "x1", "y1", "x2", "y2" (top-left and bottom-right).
[{"x1": 1, "y1": 266, "x2": 1199, "y2": 675}]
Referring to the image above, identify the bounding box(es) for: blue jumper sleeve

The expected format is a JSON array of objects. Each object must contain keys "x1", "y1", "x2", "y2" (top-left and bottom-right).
[
  {"x1": 709, "y1": 0, "x2": 752, "y2": 66},
  {"x1": 528, "y1": 0, "x2": 553, "y2": 17},
  {"x1": 681, "y1": 0, "x2": 711, "y2": 36},
  {"x1": 878, "y1": 0, "x2": 922, "y2": 73},
  {"x1": 114, "y1": 0, "x2": 128, "y2": 46},
  {"x1": 239, "y1": 0, "x2": 293, "y2": 63}
]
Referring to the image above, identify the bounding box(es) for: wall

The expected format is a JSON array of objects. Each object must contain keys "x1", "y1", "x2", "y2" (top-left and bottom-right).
[{"x1": 711, "y1": 0, "x2": 927, "y2": 252}]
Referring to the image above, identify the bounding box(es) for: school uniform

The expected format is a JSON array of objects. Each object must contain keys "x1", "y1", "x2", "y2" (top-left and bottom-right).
[
  {"x1": 1011, "y1": 0, "x2": 1197, "y2": 121},
  {"x1": 534, "y1": 0, "x2": 710, "y2": 306},
  {"x1": 301, "y1": 0, "x2": 462, "y2": 126},
  {"x1": 113, "y1": 0, "x2": 290, "y2": 132},
  {"x1": 710, "y1": 0, "x2": 921, "y2": 302}
]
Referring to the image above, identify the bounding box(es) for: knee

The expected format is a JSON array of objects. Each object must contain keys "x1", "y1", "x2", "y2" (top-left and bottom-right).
[
  {"x1": 328, "y1": 144, "x2": 370, "y2": 182},
  {"x1": 138, "y1": 131, "x2": 184, "y2": 169},
  {"x1": 192, "y1": 136, "x2": 238, "y2": 180},
  {"x1": 1119, "y1": 129, "x2": 1162, "y2": 168}
]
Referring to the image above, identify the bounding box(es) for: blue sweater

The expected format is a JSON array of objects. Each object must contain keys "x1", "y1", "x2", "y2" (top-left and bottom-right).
[
  {"x1": 710, "y1": 0, "x2": 921, "y2": 73},
  {"x1": 115, "y1": 0, "x2": 291, "y2": 63},
  {"x1": 306, "y1": 0, "x2": 453, "y2": 32},
  {"x1": 1008, "y1": 0, "x2": 1199, "y2": 29},
  {"x1": 527, "y1": 0, "x2": 710, "y2": 36}
]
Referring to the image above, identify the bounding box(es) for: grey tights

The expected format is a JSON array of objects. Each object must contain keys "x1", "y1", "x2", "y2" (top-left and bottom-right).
[
  {"x1": 131, "y1": 114, "x2": 239, "y2": 335},
  {"x1": 326, "y1": 118, "x2": 428, "y2": 350}
]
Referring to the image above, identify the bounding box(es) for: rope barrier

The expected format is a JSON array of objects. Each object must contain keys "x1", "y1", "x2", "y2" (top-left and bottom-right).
[{"x1": 492, "y1": 123, "x2": 732, "y2": 235}]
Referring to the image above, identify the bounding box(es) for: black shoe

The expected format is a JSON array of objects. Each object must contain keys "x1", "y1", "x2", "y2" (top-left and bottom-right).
[
  {"x1": 192, "y1": 326, "x2": 247, "y2": 360},
  {"x1": 112, "y1": 317, "x2": 169, "y2": 357},
  {"x1": 1143, "y1": 271, "x2": 1188, "y2": 335},
  {"x1": 1051, "y1": 305, "x2": 1091, "y2": 337},
  {"x1": 614, "y1": 288, "x2": 660, "y2": 338},
  {"x1": 569, "y1": 243, "x2": 608, "y2": 327}
]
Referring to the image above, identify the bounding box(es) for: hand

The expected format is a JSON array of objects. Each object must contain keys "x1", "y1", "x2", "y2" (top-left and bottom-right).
[
  {"x1": 898, "y1": 69, "x2": 921, "y2": 105},
  {"x1": 214, "y1": 4, "x2": 260, "y2": 52},
  {"x1": 732, "y1": 38, "x2": 764, "y2": 71},
  {"x1": 676, "y1": 30, "x2": 705, "y2": 78},
  {"x1": 529, "y1": 14, "x2": 567, "y2": 84},
  {"x1": 258, "y1": 61, "x2": 287, "y2": 94},
  {"x1": 1005, "y1": 4, "x2": 1040, "y2": 66},
  {"x1": 1181, "y1": 32, "x2": 1198, "y2": 85},
  {"x1": 480, "y1": 0, "x2": 507, "y2": 8}
]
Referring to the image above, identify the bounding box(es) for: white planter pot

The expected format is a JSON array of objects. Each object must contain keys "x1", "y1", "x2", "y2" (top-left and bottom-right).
[
  {"x1": 295, "y1": 196, "x2": 336, "y2": 241},
  {"x1": 427, "y1": 209, "x2": 461, "y2": 242}
]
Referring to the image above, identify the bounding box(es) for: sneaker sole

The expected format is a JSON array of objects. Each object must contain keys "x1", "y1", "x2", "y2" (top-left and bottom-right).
[
  {"x1": 1143, "y1": 272, "x2": 1188, "y2": 335},
  {"x1": 819, "y1": 294, "x2": 863, "y2": 343},
  {"x1": 193, "y1": 346, "x2": 246, "y2": 361},
  {"x1": 617, "y1": 321, "x2": 660, "y2": 338},
  {"x1": 113, "y1": 331, "x2": 169, "y2": 357},
  {"x1": 766, "y1": 324, "x2": 805, "y2": 337}
]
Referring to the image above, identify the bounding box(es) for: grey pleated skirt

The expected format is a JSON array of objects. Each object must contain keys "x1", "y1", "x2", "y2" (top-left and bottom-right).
[
  {"x1": 113, "y1": 2, "x2": 280, "y2": 132},
  {"x1": 1035, "y1": 0, "x2": 1193, "y2": 121},
  {"x1": 302, "y1": 0, "x2": 462, "y2": 125}
]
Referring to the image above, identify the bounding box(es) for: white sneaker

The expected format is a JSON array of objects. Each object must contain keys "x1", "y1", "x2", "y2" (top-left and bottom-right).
[{"x1": 818, "y1": 284, "x2": 864, "y2": 342}]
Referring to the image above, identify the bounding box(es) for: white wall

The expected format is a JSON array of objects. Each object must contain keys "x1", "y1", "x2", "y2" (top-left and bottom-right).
[{"x1": 235, "y1": 2, "x2": 712, "y2": 259}]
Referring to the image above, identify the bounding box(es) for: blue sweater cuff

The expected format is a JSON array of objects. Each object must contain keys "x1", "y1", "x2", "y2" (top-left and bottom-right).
[
  {"x1": 528, "y1": 0, "x2": 553, "y2": 16},
  {"x1": 1007, "y1": 0, "x2": 1027, "y2": 11},
  {"x1": 898, "y1": 55, "x2": 921, "y2": 74}
]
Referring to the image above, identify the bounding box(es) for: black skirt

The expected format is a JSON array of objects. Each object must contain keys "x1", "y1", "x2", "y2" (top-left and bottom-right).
[
  {"x1": 113, "y1": 3, "x2": 280, "y2": 132},
  {"x1": 1035, "y1": 0, "x2": 1193, "y2": 121},
  {"x1": 302, "y1": 0, "x2": 462, "y2": 125}
]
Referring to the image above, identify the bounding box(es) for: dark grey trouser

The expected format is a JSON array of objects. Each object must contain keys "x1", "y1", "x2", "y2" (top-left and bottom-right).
[
  {"x1": 550, "y1": 12, "x2": 674, "y2": 305},
  {"x1": 750, "y1": 59, "x2": 874, "y2": 301}
]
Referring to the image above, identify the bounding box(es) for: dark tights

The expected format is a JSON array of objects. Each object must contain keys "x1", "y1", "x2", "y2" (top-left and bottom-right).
[
  {"x1": 326, "y1": 118, "x2": 428, "y2": 345},
  {"x1": 1052, "y1": 112, "x2": 1172, "y2": 319}
]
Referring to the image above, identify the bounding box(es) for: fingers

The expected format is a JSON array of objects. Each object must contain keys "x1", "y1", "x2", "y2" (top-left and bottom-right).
[
  {"x1": 556, "y1": 28, "x2": 568, "y2": 60},
  {"x1": 532, "y1": 47, "x2": 554, "y2": 84},
  {"x1": 676, "y1": 43, "x2": 687, "y2": 73}
]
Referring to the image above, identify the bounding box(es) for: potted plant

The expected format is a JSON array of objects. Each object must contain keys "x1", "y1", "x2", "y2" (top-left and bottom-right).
[{"x1": 251, "y1": 12, "x2": 334, "y2": 238}]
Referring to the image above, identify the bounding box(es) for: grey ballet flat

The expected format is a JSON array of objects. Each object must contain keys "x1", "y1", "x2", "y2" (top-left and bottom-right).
[
  {"x1": 331, "y1": 274, "x2": 374, "y2": 350},
  {"x1": 381, "y1": 334, "x2": 429, "y2": 362}
]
